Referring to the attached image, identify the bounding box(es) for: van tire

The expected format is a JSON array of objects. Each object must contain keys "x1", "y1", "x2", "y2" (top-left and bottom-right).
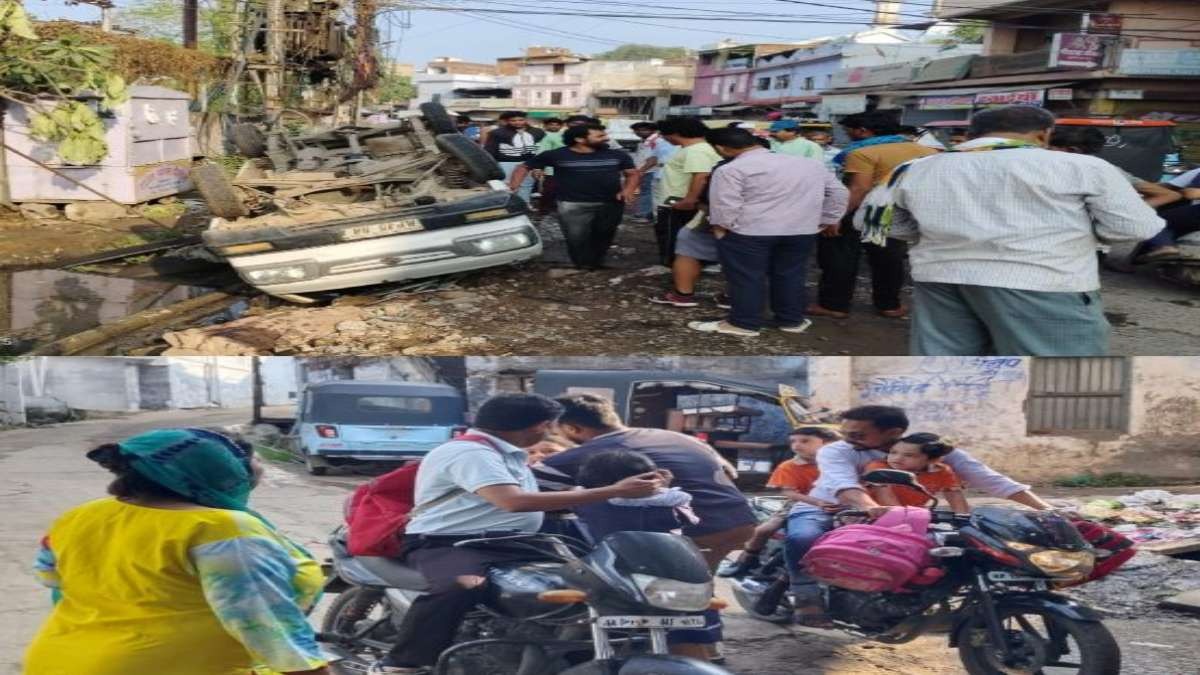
[
  {"x1": 420, "y1": 102, "x2": 458, "y2": 135},
  {"x1": 231, "y1": 123, "x2": 267, "y2": 158},
  {"x1": 305, "y1": 453, "x2": 330, "y2": 476},
  {"x1": 190, "y1": 163, "x2": 249, "y2": 219},
  {"x1": 435, "y1": 133, "x2": 505, "y2": 183}
]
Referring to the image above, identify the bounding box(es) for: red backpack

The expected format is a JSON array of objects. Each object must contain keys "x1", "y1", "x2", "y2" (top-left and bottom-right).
[{"x1": 344, "y1": 434, "x2": 497, "y2": 557}]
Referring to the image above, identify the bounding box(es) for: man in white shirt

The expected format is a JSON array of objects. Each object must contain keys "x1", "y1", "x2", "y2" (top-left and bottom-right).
[
  {"x1": 890, "y1": 106, "x2": 1164, "y2": 356},
  {"x1": 776, "y1": 405, "x2": 1052, "y2": 625}
]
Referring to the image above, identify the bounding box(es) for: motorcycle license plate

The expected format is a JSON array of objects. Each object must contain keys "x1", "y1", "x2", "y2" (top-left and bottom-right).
[
  {"x1": 597, "y1": 615, "x2": 706, "y2": 629},
  {"x1": 340, "y1": 218, "x2": 423, "y2": 241}
]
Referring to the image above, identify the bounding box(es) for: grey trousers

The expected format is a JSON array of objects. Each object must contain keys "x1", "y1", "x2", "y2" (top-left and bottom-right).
[{"x1": 910, "y1": 282, "x2": 1110, "y2": 356}]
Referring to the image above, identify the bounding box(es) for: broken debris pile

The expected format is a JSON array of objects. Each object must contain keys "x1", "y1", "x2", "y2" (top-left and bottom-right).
[
  {"x1": 1075, "y1": 490, "x2": 1200, "y2": 549},
  {"x1": 1066, "y1": 550, "x2": 1200, "y2": 620}
]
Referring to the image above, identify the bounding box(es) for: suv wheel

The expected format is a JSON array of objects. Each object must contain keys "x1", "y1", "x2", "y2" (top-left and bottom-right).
[
  {"x1": 305, "y1": 452, "x2": 330, "y2": 476},
  {"x1": 435, "y1": 133, "x2": 505, "y2": 183},
  {"x1": 420, "y1": 102, "x2": 458, "y2": 135}
]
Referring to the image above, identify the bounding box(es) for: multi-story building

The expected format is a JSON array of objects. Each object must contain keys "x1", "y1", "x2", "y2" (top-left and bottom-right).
[
  {"x1": 688, "y1": 42, "x2": 802, "y2": 110},
  {"x1": 413, "y1": 58, "x2": 514, "y2": 112},
  {"x1": 511, "y1": 47, "x2": 591, "y2": 113},
  {"x1": 822, "y1": 1, "x2": 1200, "y2": 146},
  {"x1": 588, "y1": 58, "x2": 695, "y2": 119},
  {"x1": 748, "y1": 29, "x2": 980, "y2": 114}
]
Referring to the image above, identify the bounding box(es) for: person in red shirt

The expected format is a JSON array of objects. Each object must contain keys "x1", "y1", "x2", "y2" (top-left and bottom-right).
[
  {"x1": 720, "y1": 427, "x2": 840, "y2": 577},
  {"x1": 865, "y1": 432, "x2": 969, "y2": 513}
]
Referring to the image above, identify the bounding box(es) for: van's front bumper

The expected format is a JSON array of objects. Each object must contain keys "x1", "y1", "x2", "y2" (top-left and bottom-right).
[{"x1": 227, "y1": 215, "x2": 541, "y2": 295}]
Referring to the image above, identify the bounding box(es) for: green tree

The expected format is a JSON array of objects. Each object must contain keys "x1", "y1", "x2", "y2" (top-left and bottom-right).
[
  {"x1": 948, "y1": 21, "x2": 987, "y2": 44},
  {"x1": 116, "y1": 0, "x2": 240, "y2": 55},
  {"x1": 374, "y1": 72, "x2": 416, "y2": 103},
  {"x1": 592, "y1": 44, "x2": 691, "y2": 61}
]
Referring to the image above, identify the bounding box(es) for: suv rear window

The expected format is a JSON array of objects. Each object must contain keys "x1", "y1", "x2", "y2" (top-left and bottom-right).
[{"x1": 310, "y1": 393, "x2": 464, "y2": 426}]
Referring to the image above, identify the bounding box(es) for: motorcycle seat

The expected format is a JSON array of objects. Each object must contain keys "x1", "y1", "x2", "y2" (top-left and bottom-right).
[
  {"x1": 328, "y1": 531, "x2": 431, "y2": 591},
  {"x1": 351, "y1": 556, "x2": 432, "y2": 592}
]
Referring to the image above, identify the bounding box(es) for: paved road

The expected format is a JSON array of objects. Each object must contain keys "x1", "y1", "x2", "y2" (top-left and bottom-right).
[{"x1": 3, "y1": 411, "x2": 1198, "y2": 674}]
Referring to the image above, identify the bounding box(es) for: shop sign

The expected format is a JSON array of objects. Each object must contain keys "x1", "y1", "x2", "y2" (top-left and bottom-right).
[
  {"x1": 1049, "y1": 33, "x2": 1106, "y2": 70},
  {"x1": 974, "y1": 89, "x2": 1045, "y2": 106},
  {"x1": 831, "y1": 62, "x2": 918, "y2": 89},
  {"x1": 1118, "y1": 49, "x2": 1200, "y2": 77},
  {"x1": 1047, "y1": 88, "x2": 1074, "y2": 101},
  {"x1": 918, "y1": 94, "x2": 976, "y2": 110},
  {"x1": 820, "y1": 94, "x2": 868, "y2": 115},
  {"x1": 1088, "y1": 13, "x2": 1122, "y2": 35},
  {"x1": 1107, "y1": 90, "x2": 1144, "y2": 100}
]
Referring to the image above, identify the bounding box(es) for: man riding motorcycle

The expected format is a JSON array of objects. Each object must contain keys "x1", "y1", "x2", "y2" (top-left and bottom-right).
[
  {"x1": 368, "y1": 393, "x2": 665, "y2": 674},
  {"x1": 778, "y1": 405, "x2": 1054, "y2": 627}
]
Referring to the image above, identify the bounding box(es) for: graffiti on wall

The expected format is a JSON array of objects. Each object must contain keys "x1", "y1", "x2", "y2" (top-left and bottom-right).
[{"x1": 858, "y1": 357, "x2": 1025, "y2": 423}]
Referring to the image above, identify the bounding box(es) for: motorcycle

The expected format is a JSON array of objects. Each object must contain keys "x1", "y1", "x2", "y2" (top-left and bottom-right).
[
  {"x1": 725, "y1": 470, "x2": 1121, "y2": 675},
  {"x1": 316, "y1": 527, "x2": 734, "y2": 675}
]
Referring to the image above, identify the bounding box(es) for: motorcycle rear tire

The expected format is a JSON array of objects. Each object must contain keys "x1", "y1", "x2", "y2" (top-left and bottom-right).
[
  {"x1": 957, "y1": 610, "x2": 1119, "y2": 675},
  {"x1": 322, "y1": 587, "x2": 391, "y2": 675}
]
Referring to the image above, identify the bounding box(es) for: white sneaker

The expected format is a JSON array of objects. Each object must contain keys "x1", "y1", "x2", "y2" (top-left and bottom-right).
[
  {"x1": 777, "y1": 318, "x2": 814, "y2": 334},
  {"x1": 688, "y1": 320, "x2": 760, "y2": 337}
]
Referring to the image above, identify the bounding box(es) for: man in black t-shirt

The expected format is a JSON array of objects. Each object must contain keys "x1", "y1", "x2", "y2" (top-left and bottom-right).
[
  {"x1": 534, "y1": 393, "x2": 755, "y2": 662},
  {"x1": 509, "y1": 124, "x2": 638, "y2": 269}
]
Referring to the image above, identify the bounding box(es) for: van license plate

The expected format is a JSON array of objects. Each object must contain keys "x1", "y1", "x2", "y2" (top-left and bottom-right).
[
  {"x1": 597, "y1": 615, "x2": 706, "y2": 629},
  {"x1": 341, "y1": 218, "x2": 423, "y2": 241}
]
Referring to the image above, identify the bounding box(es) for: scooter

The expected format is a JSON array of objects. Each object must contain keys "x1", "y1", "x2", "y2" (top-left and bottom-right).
[
  {"x1": 317, "y1": 527, "x2": 733, "y2": 675},
  {"x1": 726, "y1": 470, "x2": 1121, "y2": 675}
]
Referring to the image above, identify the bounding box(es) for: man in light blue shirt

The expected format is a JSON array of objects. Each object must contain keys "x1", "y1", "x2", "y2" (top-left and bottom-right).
[
  {"x1": 771, "y1": 405, "x2": 1052, "y2": 627},
  {"x1": 374, "y1": 393, "x2": 664, "y2": 674},
  {"x1": 768, "y1": 119, "x2": 823, "y2": 160}
]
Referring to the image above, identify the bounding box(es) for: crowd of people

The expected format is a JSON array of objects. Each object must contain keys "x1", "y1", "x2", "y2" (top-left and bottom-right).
[
  {"x1": 454, "y1": 105, "x2": 1188, "y2": 356},
  {"x1": 23, "y1": 395, "x2": 1056, "y2": 675}
]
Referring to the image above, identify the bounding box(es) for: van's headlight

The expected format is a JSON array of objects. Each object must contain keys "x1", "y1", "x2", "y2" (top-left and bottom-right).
[
  {"x1": 631, "y1": 574, "x2": 713, "y2": 612},
  {"x1": 242, "y1": 263, "x2": 315, "y2": 284},
  {"x1": 455, "y1": 228, "x2": 534, "y2": 255}
]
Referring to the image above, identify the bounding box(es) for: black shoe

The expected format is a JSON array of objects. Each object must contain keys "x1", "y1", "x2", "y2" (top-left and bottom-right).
[
  {"x1": 718, "y1": 552, "x2": 761, "y2": 578},
  {"x1": 752, "y1": 576, "x2": 790, "y2": 616}
]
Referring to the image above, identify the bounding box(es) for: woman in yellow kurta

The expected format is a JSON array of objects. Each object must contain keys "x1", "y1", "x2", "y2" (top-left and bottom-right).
[{"x1": 24, "y1": 428, "x2": 331, "y2": 675}]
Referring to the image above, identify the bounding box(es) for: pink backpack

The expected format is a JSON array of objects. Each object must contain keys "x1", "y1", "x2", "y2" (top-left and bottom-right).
[{"x1": 802, "y1": 507, "x2": 942, "y2": 592}]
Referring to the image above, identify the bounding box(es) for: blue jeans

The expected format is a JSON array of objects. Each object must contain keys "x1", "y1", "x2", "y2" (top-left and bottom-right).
[
  {"x1": 783, "y1": 506, "x2": 834, "y2": 606},
  {"x1": 636, "y1": 172, "x2": 655, "y2": 219},
  {"x1": 717, "y1": 231, "x2": 816, "y2": 331},
  {"x1": 501, "y1": 161, "x2": 535, "y2": 203}
]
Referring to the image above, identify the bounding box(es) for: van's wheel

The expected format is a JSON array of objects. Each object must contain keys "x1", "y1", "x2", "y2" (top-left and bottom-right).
[
  {"x1": 305, "y1": 453, "x2": 330, "y2": 476},
  {"x1": 231, "y1": 123, "x2": 267, "y2": 158},
  {"x1": 435, "y1": 133, "x2": 505, "y2": 183},
  {"x1": 190, "y1": 163, "x2": 249, "y2": 219},
  {"x1": 420, "y1": 101, "x2": 458, "y2": 135}
]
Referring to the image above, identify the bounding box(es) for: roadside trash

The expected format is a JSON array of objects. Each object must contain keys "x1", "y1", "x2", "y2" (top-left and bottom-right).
[{"x1": 1070, "y1": 489, "x2": 1200, "y2": 556}]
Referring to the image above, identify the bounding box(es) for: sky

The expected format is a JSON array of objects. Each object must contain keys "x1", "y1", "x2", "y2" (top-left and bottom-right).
[{"x1": 24, "y1": 0, "x2": 897, "y2": 66}]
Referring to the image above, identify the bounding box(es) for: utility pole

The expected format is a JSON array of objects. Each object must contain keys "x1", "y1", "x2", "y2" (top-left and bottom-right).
[
  {"x1": 183, "y1": 0, "x2": 199, "y2": 49},
  {"x1": 265, "y1": 0, "x2": 286, "y2": 115}
]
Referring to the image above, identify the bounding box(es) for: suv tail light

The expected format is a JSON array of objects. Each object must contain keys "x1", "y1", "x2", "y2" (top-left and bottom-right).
[
  {"x1": 694, "y1": 432, "x2": 710, "y2": 442},
  {"x1": 316, "y1": 424, "x2": 339, "y2": 439}
]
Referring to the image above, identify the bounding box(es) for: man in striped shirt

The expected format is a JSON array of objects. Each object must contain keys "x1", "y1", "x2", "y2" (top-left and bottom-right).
[{"x1": 890, "y1": 106, "x2": 1164, "y2": 356}]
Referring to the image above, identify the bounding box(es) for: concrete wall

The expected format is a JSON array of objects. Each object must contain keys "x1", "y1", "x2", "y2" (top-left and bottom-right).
[
  {"x1": 414, "y1": 73, "x2": 502, "y2": 105},
  {"x1": 167, "y1": 357, "x2": 253, "y2": 409},
  {"x1": 847, "y1": 357, "x2": 1200, "y2": 482}
]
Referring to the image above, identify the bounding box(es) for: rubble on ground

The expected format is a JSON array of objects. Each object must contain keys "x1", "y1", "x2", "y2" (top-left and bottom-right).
[
  {"x1": 1073, "y1": 490, "x2": 1200, "y2": 547},
  {"x1": 1066, "y1": 550, "x2": 1200, "y2": 622}
]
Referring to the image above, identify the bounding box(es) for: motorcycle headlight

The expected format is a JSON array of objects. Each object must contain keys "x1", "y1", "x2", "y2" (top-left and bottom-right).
[
  {"x1": 630, "y1": 574, "x2": 713, "y2": 612},
  {"x1": 1028, "y1": 549, "x2": 1095, "y2": 579}
]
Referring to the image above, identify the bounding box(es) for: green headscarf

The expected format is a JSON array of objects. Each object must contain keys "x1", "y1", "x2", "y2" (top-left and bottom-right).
[{"x1": 108, "y1": 428, "x2": 256, "y2": 511}]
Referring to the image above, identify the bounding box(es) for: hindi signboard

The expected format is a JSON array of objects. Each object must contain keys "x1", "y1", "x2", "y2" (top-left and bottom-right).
[
  {"x1": 918, "y1": 95, "x2": 976, "y2": 110},
  {"x1": 1118, "y1": 49, "x2": 1200, "y2": 77},
  {"x1": 1049, "y1": 33, "x2": 1106, "y2": 70},
  {"x1": 975, "y1": 89, "x2": 1045, "y2": 106}
]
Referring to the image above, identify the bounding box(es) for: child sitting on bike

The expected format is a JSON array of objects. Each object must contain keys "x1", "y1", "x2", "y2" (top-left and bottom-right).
[
  {"x1": 865, "y1": 432, "x2": 970, "y2": 514},
  {"x1": 572, "y1": 449, "x2": 699, "y2": 543},
  {"x1": 720, "y1": 426, "x2": 841, "y2": 577}
]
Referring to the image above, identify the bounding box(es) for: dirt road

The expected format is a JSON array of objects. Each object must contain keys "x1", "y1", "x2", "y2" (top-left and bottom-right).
[{"x1": 3, "y1": 411, "x2": 1199, "y2": 674}]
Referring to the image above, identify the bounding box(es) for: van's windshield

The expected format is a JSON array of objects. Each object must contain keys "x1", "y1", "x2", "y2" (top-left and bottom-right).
[{"x1": 309, "y1": 393, "x2": 465, "y2": 426}]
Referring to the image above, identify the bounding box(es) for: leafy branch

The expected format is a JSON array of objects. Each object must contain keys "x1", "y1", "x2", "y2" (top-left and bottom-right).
[{"x1": 0, "y1": 0, "x2": 129, "y2": 165}]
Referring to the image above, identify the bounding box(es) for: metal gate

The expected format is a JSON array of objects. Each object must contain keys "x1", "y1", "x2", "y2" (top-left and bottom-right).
[{"x1": 1027, "y1": 357, "x2": 1129, "y2": 434}]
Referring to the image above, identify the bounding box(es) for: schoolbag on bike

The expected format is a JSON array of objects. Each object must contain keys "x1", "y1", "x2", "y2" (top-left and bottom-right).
[
  {"x1": 344, "y1": 433, "x2": 494, "y2": 557},
  {"x1": 802, "y1": 506, "x2": 940, "y2": 592}
]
